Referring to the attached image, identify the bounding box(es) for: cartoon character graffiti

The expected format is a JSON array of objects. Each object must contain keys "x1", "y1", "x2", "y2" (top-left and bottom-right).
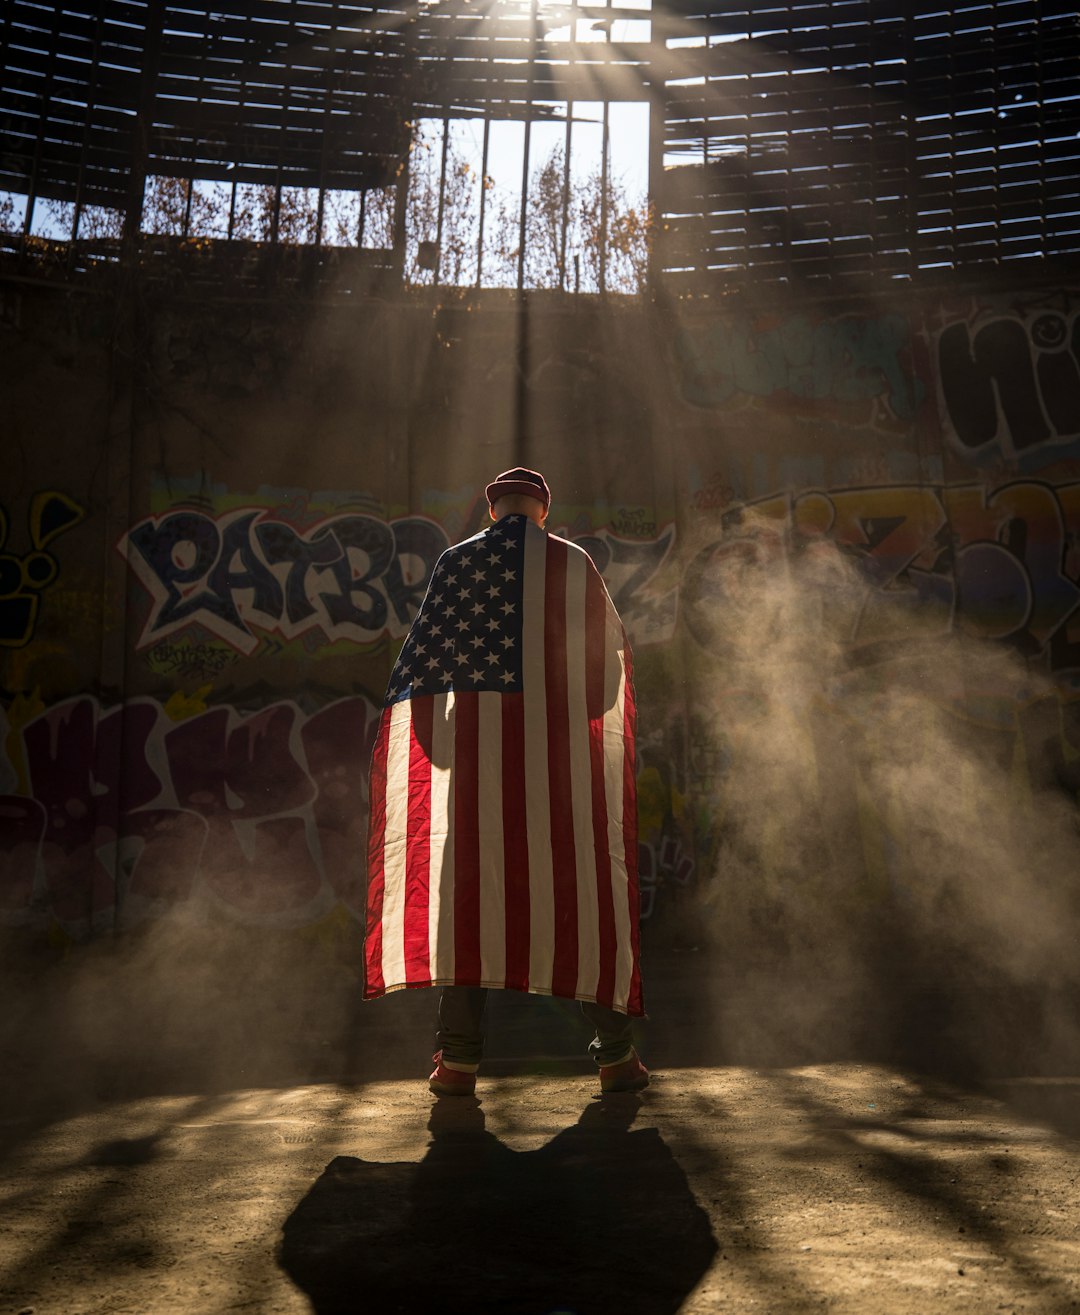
[{"x1": 0, "y1": 492, "x2": 86, "y2": 647}]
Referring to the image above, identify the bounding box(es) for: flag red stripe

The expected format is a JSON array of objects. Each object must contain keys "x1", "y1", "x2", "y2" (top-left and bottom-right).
[
  {"x1": 545, "y1": 538, "x2": 579, "y2": 1001},
  {"x1": 363, "y1": 708, "x2": 391, "y2": 998},
  {"x1": 453, "y1": 691, "x2": 482, "y2": 983},
  {"x1": 622, "y1": 644, "x2": 644, "y2": 1016},
  {"x1": 501, "y1": 691, "x2": 530, "y2": 991},
  {"x1": 404, "y1": 696, "x2": 433, "y2": 984},
  {"x1": 585, "y1": 571, "x2": 617, "y2": 1010}
]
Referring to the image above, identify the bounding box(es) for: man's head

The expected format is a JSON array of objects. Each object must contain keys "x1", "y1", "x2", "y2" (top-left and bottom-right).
[{"x1": 485, "y1": 467, "x2": 550, "y2": 528}]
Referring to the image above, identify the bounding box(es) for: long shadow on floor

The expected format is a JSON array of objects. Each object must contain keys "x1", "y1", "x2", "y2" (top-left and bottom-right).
[{"x1": 280, "y1": 1094, "x2": 718, "y2": 1314}]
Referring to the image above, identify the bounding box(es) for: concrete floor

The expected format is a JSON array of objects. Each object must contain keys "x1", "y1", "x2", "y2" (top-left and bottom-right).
[
  {"x1": 2, "y1": 1063, "x2": 1080, "y2": 1314},
  {"x1": 3, "y1": 938, "x2": 1080, "y2": 1314}
]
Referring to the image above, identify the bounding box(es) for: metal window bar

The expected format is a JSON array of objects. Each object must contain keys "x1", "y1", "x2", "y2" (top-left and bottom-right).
[
  {"x1": 434, "y1": 111, "x2": 451, "y2": 284},
  {"x1": 599, "y1": 99, "x2": 610, "y2": 293},
  {"x1": 560, "y1": 100, "x2": 572, "y2": 290},
  {"x1": 315, "y1": 41, "x2": 335, "y2": 251},
  {"x1": 21, "y1": 4, "x2": 64, "y2": 241},
  {"x1": 70, "y1": 8, "x2": 106, "y2": 246},
  {"x1": 475, "y1": 115, "x2": 491, "y2": 286},
  {"x1": 517, "y1": 0, "x2": 541, "y2": 291}
]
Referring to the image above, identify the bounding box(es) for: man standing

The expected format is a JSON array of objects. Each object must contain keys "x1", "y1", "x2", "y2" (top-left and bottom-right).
[{"x1": 365, "y1": 468, "x2": 647, "y2": 1095}]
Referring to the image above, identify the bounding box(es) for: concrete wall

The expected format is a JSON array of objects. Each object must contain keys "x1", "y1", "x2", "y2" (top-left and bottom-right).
[{"x1": 4, "y1": 271, "x2": 1080, "y2": 972}]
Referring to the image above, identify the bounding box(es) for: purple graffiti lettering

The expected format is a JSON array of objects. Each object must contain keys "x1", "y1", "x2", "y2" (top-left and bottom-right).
[
  {"x1": 117, "y1": 808, "x2": 206, "y2": 907},
  {"x1": 165, "y1": 705, "x2": 314, "y2": 818},
  {"x1": 3, "y1": 693, "x2": 384, "y2": 934}
]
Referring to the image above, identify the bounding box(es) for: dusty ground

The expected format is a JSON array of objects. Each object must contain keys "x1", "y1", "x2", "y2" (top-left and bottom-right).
[{"x1": 2, "y1": 1062, "x2": 1080, "y2": 1315}]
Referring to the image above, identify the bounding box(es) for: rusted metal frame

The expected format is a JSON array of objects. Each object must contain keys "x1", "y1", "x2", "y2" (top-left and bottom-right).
[
  {"x1": 475, "y1": 115, "x2": 491, "y2": 285},
  {"x1": 70, "y1": 7, "x2": 107, "y2": 252},
  {"x1": 228, "y1": 18, "x2": 255, "y2": 241},
  {"x1": 559, "y1": 97, "x2": 573, "y2": 290},
  {"x1": 903, "y1": 7, "x2": 918, "y2": 278},
  {"x1": 315, "y1": 22, "x2": 339, "y2": 250},
  {"x1": 643, "y1": 0, "x2": 664, "y2": 292},
  {"x1": 22, "y1": 5, "x2": 64, "y2": 242},
  {"x1": 517, "y1": 0, "x2": 542, "y2": 291},
  {"x1": 269, "y1": 8, "x2": 298, "y2": 244},
  {"x1": 391, "y1": 128, "x2": 410, "y2": 276},
  {"x1": 182, "y1": 12, "x2": 212, "y2": 240},
  {"x1": 1034, "y1": 3, "x2": 1046, "y2": 255},
  {"x1": 558, "y1": 0, "x2": 579, "y2": 290},
  {"x1": 700, "y1": 66, "x2": 710, "y2": 280},
  {"x1": 121, "y1": 3, "x2": 164, "y2": 255},
  {"x1": 599, "y1": 97, "x2": 610, "y2": 292},
  {"x1": 434, "y1": 109, "x2": 451, "y2": 285}
]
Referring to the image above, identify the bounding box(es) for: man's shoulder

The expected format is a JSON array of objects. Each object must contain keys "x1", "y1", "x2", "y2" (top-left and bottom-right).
[{"x1": 542, "y1": 528, "x2": 600, "y2": 572}]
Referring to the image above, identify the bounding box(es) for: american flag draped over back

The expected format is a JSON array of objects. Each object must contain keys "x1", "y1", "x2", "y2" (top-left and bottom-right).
[{"x1": 365, "y1": 513, "x2": 643, "y2": 1016}]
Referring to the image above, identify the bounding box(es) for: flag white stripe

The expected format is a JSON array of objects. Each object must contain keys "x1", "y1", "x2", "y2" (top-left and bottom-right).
[
  {"x1": 605, "y1": 651, "x2": 633, "y2": 1012},
  {"x1": 429, "y1": 691, "x2": 454, "y2": 983},
  {"x1": 477, "y1": 690, "x2": 506, "y2": 984},
  {"x1": 565, "y1": 547, "x2": 600, "y2": 1000},
  {"x1": 380, "y1": 699, "x2": 412, "y2": 988},
  {"x1": 522, "y1": 522, "x2": 554, "y2": 992}
]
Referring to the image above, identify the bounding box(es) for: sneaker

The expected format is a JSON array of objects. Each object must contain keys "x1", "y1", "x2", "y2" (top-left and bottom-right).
[
  {"x1": 599, "y1": 1051, "x2": 650, "y2": 1094},
  {"x1": 428, "y1": 1051, "x2": 478, "y2": 1097}
]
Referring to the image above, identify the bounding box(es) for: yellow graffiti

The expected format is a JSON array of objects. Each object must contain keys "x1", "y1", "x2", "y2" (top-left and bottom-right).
[
  {"x1": 0, "y1": 491, "x2": 87, "y2": 648},
  {"x1": 164, "y1": 685, "x2": 213, "y2": 722}
]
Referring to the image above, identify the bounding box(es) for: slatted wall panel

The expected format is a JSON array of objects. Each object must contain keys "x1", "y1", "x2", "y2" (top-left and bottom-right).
[
  {"x1": 657, "y1": 0, "x2": 1080, "y2": 289},
  {"x1": 0, "y1": 0, "x2": 411, "y2": 214},
  {"x1": 408, "y1": 0, "x2": 652, "y2": 117},
  {"x1": 3, "y1": 1, "x2": 1079, "y2": 287}
]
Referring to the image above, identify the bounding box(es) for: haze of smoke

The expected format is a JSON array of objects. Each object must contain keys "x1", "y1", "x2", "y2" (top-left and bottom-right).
[{"x1": 691, "y1": 523, "x2": 1080, "y2": 1072}]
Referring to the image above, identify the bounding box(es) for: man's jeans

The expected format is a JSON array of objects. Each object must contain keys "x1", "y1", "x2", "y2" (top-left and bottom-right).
[{"x1": 436, "y1": 986, "x2": 636, "y2": 1069}]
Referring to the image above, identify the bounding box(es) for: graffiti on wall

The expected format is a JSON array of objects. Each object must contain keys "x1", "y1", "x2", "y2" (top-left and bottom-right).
[
  {"x1": 936, "y1": 293, "x2": 1080, "y2": 465},
  {"x1": 0, "y1": 693, "x2": 381, "y2": 936},
  {"x1": 121, "y1": 508, "x2": 448, "y2": 655},
  {"x1": 120, "y1": 502, "x2": 679, "y2": 655},
  {"x1": 0, "y1": 690, "x2": 690, "y2": 933},
  {"x1": 685, "y1": 480, "x2": 1080, "y2": 672},
  {"x1": 1, "y1": 492, "x2": 86, "y2": 647},
  {"x1": 676, "y1": 311, "x2": 924, "y2": 428}
]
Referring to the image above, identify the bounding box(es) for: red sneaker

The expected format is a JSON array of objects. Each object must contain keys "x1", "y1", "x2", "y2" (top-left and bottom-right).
[
  {"x1": 428, "y1": 1051, "x2": 478, "y2": 1097},
  {"x1": 599, "y1": 1051, "x2": 650, "y2": 1094}
]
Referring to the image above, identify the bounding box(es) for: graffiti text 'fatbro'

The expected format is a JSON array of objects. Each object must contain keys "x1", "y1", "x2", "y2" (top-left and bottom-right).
[
  {"x1": 121, "y1": 507, "x2": 678, "y2": 653},
  {"x1": 122, "y1": 509, "x2": 450, "y2": 653}
]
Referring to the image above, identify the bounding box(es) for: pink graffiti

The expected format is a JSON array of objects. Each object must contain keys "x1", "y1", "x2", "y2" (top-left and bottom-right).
[{"x1": 0, "y1": 694, "x2": 380, "y2": 937}]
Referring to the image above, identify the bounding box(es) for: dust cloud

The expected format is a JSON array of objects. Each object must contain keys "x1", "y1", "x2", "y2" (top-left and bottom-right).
[
  {"x1": 0, "y1": 909, "x2": 436, "y2": 1121},
  {"x1": 678, "y1": 515, "x2": 1080, "y2": 1079}
]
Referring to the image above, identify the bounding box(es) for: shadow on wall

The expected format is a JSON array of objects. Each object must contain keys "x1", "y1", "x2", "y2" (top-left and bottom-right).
[{"x1": 279, "y1": 1093, "x2": 717, "y2": 1315}]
